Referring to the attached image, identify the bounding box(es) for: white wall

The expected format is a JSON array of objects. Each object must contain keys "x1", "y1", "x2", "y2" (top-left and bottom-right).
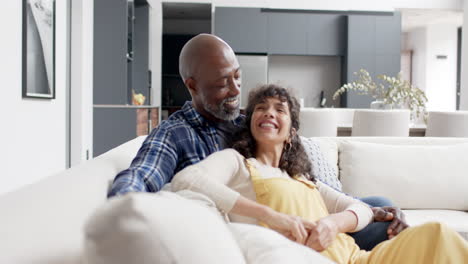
[
  {"x1": 70, "y1": 0, "x2": 94, "y2": 166},
  {"x1": 268, "y1": 55, "x2": 342, "y2": 108},
  {"x1": 405, "y1": 28, "x2": 427, "y2": 94},
  {"x1": 0, "y1": 0, "x2": 68, "y2": 194},
  {"x1": 425, "y1": 24, "x2": 458, "y2": 111},
  {"x1": 405, "y1": 24, "x2": 458, "y2": 111},
  {"x1": 461, "y1": 0, "x2": 468, "y2": 110}
]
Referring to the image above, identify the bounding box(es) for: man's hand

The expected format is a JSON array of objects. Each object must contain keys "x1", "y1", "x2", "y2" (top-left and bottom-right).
[
  {"x1": 305, "y1": 216, "x2": 339, "y2": 252},
  {"x1": 372, "y1": 206, "x2": 409, "y2": 239}
]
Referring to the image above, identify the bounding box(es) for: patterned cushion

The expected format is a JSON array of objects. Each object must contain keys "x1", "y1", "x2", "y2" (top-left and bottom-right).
[{"x1": 300, "y1": 137, "x2": 342, "y2": 191}]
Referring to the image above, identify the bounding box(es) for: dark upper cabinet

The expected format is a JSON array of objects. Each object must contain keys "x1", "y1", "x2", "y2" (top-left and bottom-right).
[
  {"x1": 214, "y1": 7, "x2": 268, "y2": 53},
  {"x1": 267, "y1": 12, "x2": 308, "y2": 55},
  {"x1": 307, "y1": 14, "x2": 346, "y2": 56},
  {"x1": 214, "y1": 8, "x2": 347, "y2": 56}
]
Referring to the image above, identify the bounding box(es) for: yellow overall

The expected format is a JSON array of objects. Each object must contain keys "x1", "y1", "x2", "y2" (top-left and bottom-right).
[{"x1": 246, "y1": 160, "x2": 468, "y2": 264}]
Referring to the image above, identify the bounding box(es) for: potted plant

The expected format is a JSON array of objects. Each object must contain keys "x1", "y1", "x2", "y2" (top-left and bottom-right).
[{"x1": 333, "y1": 69, "x2": 428, "y2": 120}]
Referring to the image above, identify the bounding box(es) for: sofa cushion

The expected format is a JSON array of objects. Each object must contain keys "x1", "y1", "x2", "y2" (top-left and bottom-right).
[
  {"x1": 228, "y1": 223, "x2": 334, "y2": 264},
  {"x1": 339, "y1": 141, "x2": 468, "y2": 210},
  {"x1": 301, "y1": 137, "x2": 341, "y2": 191},
  {"x1": 404, "y1": 210, "x2": 468, "y2": 241},
  {"x1": 83, "y1": 191, "x2": 245, "y2": 264}
]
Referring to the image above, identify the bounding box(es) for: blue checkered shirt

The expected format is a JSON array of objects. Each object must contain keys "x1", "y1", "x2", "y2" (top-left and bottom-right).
[{"x1": 108, "y1": 102, "x2": 244, "y2": 197}]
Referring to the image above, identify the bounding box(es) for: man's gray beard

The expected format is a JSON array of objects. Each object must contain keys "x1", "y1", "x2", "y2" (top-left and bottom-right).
[{"x1": 203, "y1": 96, "x2": 240, "y2": 121}]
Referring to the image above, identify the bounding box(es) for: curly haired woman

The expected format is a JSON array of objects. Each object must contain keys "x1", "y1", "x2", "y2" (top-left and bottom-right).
[{"x1": 172, "y1": 84, "x2": 468, "y2": 263}]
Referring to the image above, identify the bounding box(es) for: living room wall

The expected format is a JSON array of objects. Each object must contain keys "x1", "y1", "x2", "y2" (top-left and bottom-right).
[
  {"x1": 404, "y1": 24, "x2": 459, "y2": 111},
  {"x1": 0, "y1": 1, "x2": 68, "y2": 194}
]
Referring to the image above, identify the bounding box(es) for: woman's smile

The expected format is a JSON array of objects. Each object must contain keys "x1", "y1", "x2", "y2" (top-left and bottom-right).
[{"x1": 251, "y1": 96, "x2": 291, "y2": 145}]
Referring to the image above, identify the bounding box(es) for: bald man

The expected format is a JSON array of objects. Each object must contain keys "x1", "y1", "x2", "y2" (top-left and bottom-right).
[{"x1": 108, "y1": 34, "x2": 243, "y2": 197}]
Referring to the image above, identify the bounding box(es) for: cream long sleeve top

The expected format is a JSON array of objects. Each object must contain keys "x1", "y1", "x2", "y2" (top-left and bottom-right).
[{"x1": 171, "y1": 148, "x2": 373, "y2": 232}]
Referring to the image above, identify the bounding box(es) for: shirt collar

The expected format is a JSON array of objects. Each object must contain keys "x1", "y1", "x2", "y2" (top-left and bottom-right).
[{"x1": 182, "y1": 101, "x2": 245, "y2": 128}]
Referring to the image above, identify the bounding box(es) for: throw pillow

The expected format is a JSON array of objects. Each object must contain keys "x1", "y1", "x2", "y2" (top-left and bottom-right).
[
  {"x1": 83, "y1": 191, "x2": 245, "y2": 264},
  {"x1": 301, "y1": 136, "x2": 342, "y2": 191},
  {"x1": 339, "y1": 141, "x2": 468, "y2": 210}
]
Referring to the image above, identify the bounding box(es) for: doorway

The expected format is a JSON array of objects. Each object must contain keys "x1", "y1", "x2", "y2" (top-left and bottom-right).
[{"x1": 161, "y1": 3, "x2": 211, "y2": 119}]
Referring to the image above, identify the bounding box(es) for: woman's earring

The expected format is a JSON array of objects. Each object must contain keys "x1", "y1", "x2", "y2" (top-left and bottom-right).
[{"x1": 285, "y1": 141, "x2": 292, "y2": 151}]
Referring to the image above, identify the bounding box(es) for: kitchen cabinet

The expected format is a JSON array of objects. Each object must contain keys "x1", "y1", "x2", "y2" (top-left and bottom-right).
[
  {"x1": 93, "y1": 0, "x2": 152, "y2": 157},
  {"x1": 214, "y1": 7, "x2": 268, "y2": 53},
  {"x1": 345, "y1": 12, "x2": 401, "y2": 108},
  {"x1": 93, "y1": 0, "x2": 128, "y2": 105},
  {"x1": 307, "y1": 14, "x2": 346, "y2": 56},
  {"x1": 267, "y1": 12, "x2": 308, "y2": 55}
]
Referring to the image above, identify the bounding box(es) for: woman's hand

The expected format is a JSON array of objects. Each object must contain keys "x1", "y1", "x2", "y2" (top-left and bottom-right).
[
  {"x1": 304, "y1": 216, "x2": 339, "y2": 252},
  {"x1": 261, "y1": 209, "x2": 315, "y2": 245}
]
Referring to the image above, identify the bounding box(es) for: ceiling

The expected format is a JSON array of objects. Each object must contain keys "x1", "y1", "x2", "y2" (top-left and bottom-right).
[
  {"x1": 162, "y1": 3, "x2": 212, "y2": 20},
  {"x1": 400, "y1": 9, "x2": 463, "y2": 32}
]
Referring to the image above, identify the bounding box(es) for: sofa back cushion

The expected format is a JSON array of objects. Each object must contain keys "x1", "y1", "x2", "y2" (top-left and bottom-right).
[
  {"x1": 83, "y1": 191, "x2": 245, "y2": 264},
  {"x1": 339, "y1": 141, "x2": 468, "y2": 210}
]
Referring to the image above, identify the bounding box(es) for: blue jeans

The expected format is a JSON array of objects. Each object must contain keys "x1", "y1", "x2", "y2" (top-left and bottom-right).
[{"x1": 348, "y1": 196, "x2": 393, "y2": 251}]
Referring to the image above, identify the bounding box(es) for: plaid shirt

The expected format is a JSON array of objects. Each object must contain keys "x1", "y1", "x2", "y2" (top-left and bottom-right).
[{"x1": 108, "y1": 101, "x2": 244, "y2": 197}]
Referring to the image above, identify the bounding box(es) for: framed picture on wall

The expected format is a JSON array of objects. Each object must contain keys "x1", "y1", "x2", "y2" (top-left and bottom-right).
[{"x1": 22, "y1": 0, "x2": 55, "y2": 99}]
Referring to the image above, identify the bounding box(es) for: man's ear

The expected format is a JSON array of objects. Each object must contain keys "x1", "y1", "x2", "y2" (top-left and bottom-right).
[{"x1": 185, "y1": 77, "x2": 197, "y2": 96}]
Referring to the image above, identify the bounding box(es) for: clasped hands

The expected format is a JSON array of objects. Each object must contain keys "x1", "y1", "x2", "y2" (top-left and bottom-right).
[
  {"x1": 263, "y1": 210, "x2": 338, "y2": 252},
  {"x1": 264, "y1": 206, "x2": 409, "y2": 252}
]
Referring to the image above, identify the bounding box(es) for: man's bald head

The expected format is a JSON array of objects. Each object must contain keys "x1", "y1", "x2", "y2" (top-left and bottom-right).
[
  {"x1": 177, "y1": 34, "x2": 241, "y2": 122},
  {"x1": 179, "y1": 34, "x2": 234, "y2": 81}
]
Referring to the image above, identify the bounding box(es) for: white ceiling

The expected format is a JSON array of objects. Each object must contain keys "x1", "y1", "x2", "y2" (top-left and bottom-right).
[{"x1": 400, "y1": 9, "x2": 463, "y2": 32}]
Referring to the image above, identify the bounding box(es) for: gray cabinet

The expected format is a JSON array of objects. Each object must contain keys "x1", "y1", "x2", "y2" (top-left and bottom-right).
[
  {"x1": 307, "y1": 14, "x2": 346, "y2": 56},
  {"x1": 133, "y1": 5, "x2": 150, "y2": 101},
  {"x1": 345, "y1": 13, "x2": 401, "y2": 108},
  {"x1": 214, "y1": 8, "x2": 347, "y2": 56},
  {"x1": 93, "y1": 1, "x2": 151, "y2": 157},
  {"x1": 267, "y1": 13, "x2": 308, "y2": 55},
  {"x1": 93, "y1": 0, "x2": 128, "y2": 105},
  {"x1": 214, "y1": 7, "x2": 268, "y2": 53}
]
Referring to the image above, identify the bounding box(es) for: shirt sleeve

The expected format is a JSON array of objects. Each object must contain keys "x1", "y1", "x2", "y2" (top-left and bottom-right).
[
  {"x1": 107, "y1": 127, "x2": 178, "y2": 198},
  {"x1": 171, "y1": 149, "x2": 245, "y2": 213},
  {"x1": 316, "y1": 180, "x2": 373, "y2": 232}
]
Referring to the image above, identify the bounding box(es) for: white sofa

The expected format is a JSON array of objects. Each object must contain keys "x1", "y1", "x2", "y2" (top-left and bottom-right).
[{"x1": 1, "y1": 136, "x2": 467, "y2": 264}]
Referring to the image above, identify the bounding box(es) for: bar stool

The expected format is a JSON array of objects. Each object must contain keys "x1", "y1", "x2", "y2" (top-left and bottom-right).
[
  {"x1": 425, "y1": 111, "x2": 468, "y2": 137},
  {"x1": 352, "y1": 109, "x2": 410, "y2": 137},
  {"x1": 299, "y1": 108, "x2": 338, "y2": 137}
]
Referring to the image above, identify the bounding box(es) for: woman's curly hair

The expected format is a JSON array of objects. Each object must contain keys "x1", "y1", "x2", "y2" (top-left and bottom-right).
[{"x1": 230, "y1": 84, "x2": 314, "y2": 181}]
